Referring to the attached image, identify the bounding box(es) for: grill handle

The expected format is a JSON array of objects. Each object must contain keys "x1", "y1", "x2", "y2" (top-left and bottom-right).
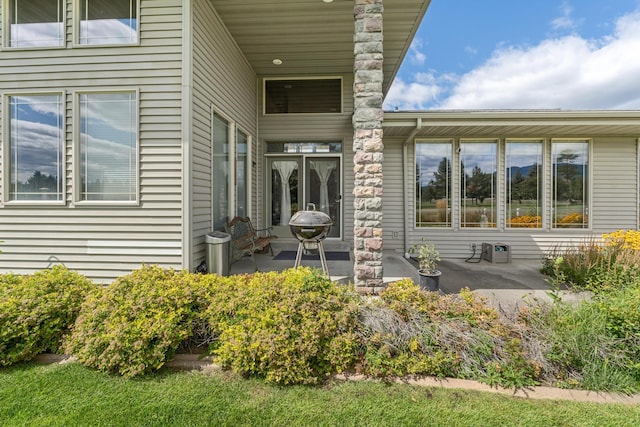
[{"x1": 306, "y1": 203, "x2": 316, "y2": 211}]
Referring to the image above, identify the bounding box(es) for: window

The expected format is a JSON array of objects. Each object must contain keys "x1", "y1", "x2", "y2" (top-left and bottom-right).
[
  {"x1": 211, "y1": 111, "x2": 251, "y2": 231},
  {"x1": 78, "y1": 92, "x2": 138, "y2": 201},
  {"x1": 460, "y1": 141, "x2": 497, "y2": 228},
  {"x1": 8, "y1": 0, "x2": 64, "y2": 48},
  {"x1": 6, "y1": 94, "x2": 64, "y2": 201},
  {"x1": 506, "y1": 140, "x2": 543, "y2": 228},
  {"x1": 236, "y1": 129, "x2": 248, "y2": 218},
  {"x1": 415, "y1": 140, "x2": 452, "y2": 227},
  {"x1": 264, "y1": 78, "x2": 342, "y2": 114},
  {"x1": 552, "y1": 140, "x2": 589, "y2": 228},
  {"x1": 79, "y1": 0, "x2": 138, "y2": 45}
]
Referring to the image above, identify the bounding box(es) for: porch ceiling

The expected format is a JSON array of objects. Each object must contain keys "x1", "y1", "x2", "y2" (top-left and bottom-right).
[
  {"x1": 384, "y1": 110, "x2": 640, "y2": 139},
  {"x1": 209, "y1": 0, "x2": 430, "y2": 92}
]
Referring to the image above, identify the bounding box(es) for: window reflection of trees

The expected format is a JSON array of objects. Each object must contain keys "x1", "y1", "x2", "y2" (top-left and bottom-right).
[
  {"x1": 506, "y1": 141, "x2": 543, "y2": 228},
  {"x1": 9, "y1": 95, "x2": 63, "y2": 201},
  {"x1": 553, "y1": 141, "x2": 589, "y2": 228},
  {"x1": 415, "y1": 142, "x2": 452, "y2": 227},
  {"x1": 460, "y1": 142, "x2": 497, "y2": 228}
]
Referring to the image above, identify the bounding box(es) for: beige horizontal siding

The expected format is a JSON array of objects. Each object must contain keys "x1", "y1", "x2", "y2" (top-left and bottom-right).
[
  {"x1": 190, "y1": 0, "x2": 258, "y2": 268},
  {"x1": 0, "y1": 1, "x2": 185, "y2": 282}
]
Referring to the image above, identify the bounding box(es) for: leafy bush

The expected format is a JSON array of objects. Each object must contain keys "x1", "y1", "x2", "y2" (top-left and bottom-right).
[
  {"x1": 358, "y1": 279, "x2": 540, "y2": 389},
  {"x1": 65, "y1": 265, "x2": 216, "y2": 377},
  {"x1": 0, "y1": 266, "x2": 95, "y2": 366},
  {"x1": 205, "y1": 268, "x2": 361, "y2": 385}
]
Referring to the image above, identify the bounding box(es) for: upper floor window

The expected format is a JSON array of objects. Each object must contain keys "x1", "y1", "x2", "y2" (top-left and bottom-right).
[
  {"x1": 264, "y1": 78, "x2": 342, "y2": 114},
  {"x1": 5, "y1": 94, "x2": 65, "y2": 201},
  {"x1": 78, "y1": 91, "x2": 138, "y2": 202},
  {"x1": 415, "y1": 140, "x2": 452, "y2": 227},
  {"x1": 552, "y1": 140, "x2": 589, "y2": 228},
  {"x1": 506, "y1": 140, "x2": 543, "y2": 228},
  {"x1": 460, "y1": 140, "x2": 497, "y2": 228},
  {"x1": 79, "y1": 0, "x2": 138, "y2": 45},
  {"x1": 8, "y1": 0, "x2": 64, "y2": 48}
]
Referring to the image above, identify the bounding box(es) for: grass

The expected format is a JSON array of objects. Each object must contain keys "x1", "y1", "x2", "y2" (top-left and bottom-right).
[{"x1": 1, "y1": 363, "x2": 640, "y2": 427}]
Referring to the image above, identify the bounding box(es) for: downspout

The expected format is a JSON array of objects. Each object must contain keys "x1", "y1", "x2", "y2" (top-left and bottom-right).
[
  {"x1": 181, "y1": 0, "x2": 193, "y2": 270},
  {"x1": 402, "y1": 117, "x2": 422, "y2": 255}
]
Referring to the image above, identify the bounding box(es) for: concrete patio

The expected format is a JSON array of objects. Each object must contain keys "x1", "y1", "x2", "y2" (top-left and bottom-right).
[{"x1": 228, "y1": 240, "x2": 568, "y2": 308}]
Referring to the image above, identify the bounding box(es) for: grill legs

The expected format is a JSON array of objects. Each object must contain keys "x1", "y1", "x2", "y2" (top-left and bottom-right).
[{"x1": 294, "y1": 239, "x2": 329, "y2": 275}]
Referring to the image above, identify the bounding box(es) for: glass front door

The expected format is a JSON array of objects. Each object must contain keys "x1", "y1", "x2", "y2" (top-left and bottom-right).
[{"x1": 268, "y1": 156, "x2": 341, "y2": 239}]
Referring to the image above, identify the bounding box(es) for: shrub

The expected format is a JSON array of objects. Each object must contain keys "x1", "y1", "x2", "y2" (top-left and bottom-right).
[
  {"x1": 205, "y1": 268, "x2": 361, "y2": 385},
  {"x1": 65, "y1": 265, "x2": 216, "y2": 377},
  {"x1": 0, "y1": 266, "x2": 95, "y2": 366},
  {"x1": 358, "y1": 280, "x2": 540, "y2": 389}
]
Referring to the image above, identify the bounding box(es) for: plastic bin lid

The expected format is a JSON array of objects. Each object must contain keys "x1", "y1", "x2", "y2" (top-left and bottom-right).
[{"x1": 205, "y1": 231, "x2": 231, "y2": 243}]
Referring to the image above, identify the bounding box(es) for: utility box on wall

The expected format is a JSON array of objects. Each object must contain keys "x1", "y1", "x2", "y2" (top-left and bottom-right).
[{"x1": 481, "y1": 242, "x2": 511, "y2": 263}]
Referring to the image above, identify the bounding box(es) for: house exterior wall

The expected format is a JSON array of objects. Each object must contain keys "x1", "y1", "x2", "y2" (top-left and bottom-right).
[
  {"x1": 190, "y1": 0, "x2": 258, "y2": 268},
  {"x1": 0, "y1": 1, "x2": 185, "y2": 282},
  {"x1": 384, "y1": 136, "x2": 639, "y2": 259},
  {"x1": 257, "y1": 75, "x2": 355, "y2": 242}
]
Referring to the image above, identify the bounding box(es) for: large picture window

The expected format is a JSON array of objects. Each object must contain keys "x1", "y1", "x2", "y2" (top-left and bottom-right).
[
  {"x1": 552, "y1": 140, "x2": 589, "y2": 228},
  {"x1": 79, "y1": 92, "x2": 138, "y2": 201},
  {"x1": 79, "y1": 0, "x2": 138, "y2": 45},
  {"x1": 415, "y1": 141, "x2": 452, "y2": 227},
  {"x1": 460, "y1": 141, "x2": 497, "y2": 228},
  {"x1": 211, "y1": 111, "x2": 250, "y2": 231},
  {"x1": 506, "y1": 140, "x2": 543, "y2": 228},
  {"x1": 7, "y1": 94, "x2": 64, "y2": 201},
  {"x1": 8, "y1": 0, "x2": 64, "y2": 48}
]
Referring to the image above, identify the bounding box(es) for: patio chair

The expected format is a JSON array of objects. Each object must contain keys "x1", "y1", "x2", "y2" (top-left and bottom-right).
[{"x1": 225, "y1": 216, "x2": 277, "y2": 270}]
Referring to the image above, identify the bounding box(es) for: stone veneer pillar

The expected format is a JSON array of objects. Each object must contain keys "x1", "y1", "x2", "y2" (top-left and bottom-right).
[{"x1": 353, "y1": 0, "x2": 384, "y2": 293}]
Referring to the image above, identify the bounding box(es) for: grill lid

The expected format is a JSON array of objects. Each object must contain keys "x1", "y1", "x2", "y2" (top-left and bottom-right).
[
  {"x1": 289, "y1": 203, "x2": 332, "y2": 227},
  {"x1": 289, "y1": 203, "x2": 333, "y2": 241}
]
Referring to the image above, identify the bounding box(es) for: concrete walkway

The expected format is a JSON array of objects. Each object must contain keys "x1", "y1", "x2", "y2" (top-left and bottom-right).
[{"x1": 229, "y1": 241, "x2": 575, "y2": 308}]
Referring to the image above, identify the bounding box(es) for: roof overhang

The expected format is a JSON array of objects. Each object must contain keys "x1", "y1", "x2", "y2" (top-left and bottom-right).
[
  {"x1": 384, "y1": 110, "x2": 640, "y2": 139},
  {"x1": 210, "y1": 0, "x2": 430, "y2": 93}
]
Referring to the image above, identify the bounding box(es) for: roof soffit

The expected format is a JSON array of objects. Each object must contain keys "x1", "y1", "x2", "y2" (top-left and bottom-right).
[{"x1": 209, "y1": 0, "x2": 429, "y2": 92}]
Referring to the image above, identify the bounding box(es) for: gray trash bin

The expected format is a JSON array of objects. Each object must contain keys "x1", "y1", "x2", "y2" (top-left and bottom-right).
[{"x1": 205, "y1": 231, "x2": 231, "y2": 275}]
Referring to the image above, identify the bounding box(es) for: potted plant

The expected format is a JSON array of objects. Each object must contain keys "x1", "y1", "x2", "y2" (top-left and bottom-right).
[{"x1": 407, "y1": 240, "x2": 442, "y2": 291}]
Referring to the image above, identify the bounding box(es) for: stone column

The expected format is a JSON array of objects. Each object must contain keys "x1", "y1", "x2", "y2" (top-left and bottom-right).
[{"x1": 353, "y1": 0, "x2": 384, "y2": 294}]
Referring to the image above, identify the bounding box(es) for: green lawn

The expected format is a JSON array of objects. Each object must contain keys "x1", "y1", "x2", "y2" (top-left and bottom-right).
[{"x1": 1, "y1": 363, "x2": 639, "y2": 427}]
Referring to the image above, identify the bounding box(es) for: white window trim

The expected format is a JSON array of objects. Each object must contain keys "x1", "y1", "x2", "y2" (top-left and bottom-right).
[
  {"x1": 72, "y1": 89, "x2": 140, "y2": 206},
  {"x1": 550, "y1": 138, "x2": 592, "y2": 230},
  {"x1": 73, "y1": 0, "x2": 141, "y2": 47},
  {"x1": 211, "y1": 106, "x2": 254, "y2": 224},
  {"x1": 458, "y1": 138, "x2": 499, "y2": 230},
  {"x1": 2, "y1": 0, "x2": 67, "y2": 50},
  {"x1": 414, "y1": 138, "x2": 454, "y2": 229},
  {"x1": 504, "y1": 138, "x2": 546, "y2": 231},
  {"x1": 1, "y1": 90, "x2": 67, "y2": 206},
  {"x1": 262, "y1": 76, "x2": 344, "y2": 116}
]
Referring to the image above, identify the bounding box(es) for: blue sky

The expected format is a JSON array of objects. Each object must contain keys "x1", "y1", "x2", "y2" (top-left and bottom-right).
[{"x1": 385, "y1": 0, "x2": 640, "y2": 110}]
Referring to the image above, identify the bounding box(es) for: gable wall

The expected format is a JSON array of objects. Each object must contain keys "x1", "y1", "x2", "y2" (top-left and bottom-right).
[{"x1": 0, "y1": 1, "x2": 185, "y2": 282}]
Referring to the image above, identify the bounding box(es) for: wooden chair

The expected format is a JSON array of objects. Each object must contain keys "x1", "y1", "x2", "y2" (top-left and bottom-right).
[{"x1": 225, "y1": 216, "x2": 277, "y2": 270}]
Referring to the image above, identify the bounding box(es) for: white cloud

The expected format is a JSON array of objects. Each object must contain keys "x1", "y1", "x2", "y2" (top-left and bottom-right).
[
  {"x1": 387, "y1": 9, "x2": 640, "y2": 110},
  {"x1": 408, "y1": 38, "x2": 427, "y2": 65},
  {"x1": 383, "y1": 74, "x2": 442, "y2": 110},
  {"x1": 551, "y1": 1, "x2": 577, "y2": 32}
]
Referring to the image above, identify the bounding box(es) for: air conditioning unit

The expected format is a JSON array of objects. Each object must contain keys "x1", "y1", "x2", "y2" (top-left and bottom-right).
[{"x1": 481, "y1": 242, "x2": 511, "y2": 263}]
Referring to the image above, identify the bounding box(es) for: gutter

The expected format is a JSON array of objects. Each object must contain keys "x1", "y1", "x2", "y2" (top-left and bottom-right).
[{"x1": 402, "y1": 117, "x2": 422, "y2": 254}]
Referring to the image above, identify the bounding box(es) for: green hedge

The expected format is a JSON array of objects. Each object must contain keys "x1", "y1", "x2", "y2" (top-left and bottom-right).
[{"x1": 0, "y1": 266, "x2": 96, "y2": 366}]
